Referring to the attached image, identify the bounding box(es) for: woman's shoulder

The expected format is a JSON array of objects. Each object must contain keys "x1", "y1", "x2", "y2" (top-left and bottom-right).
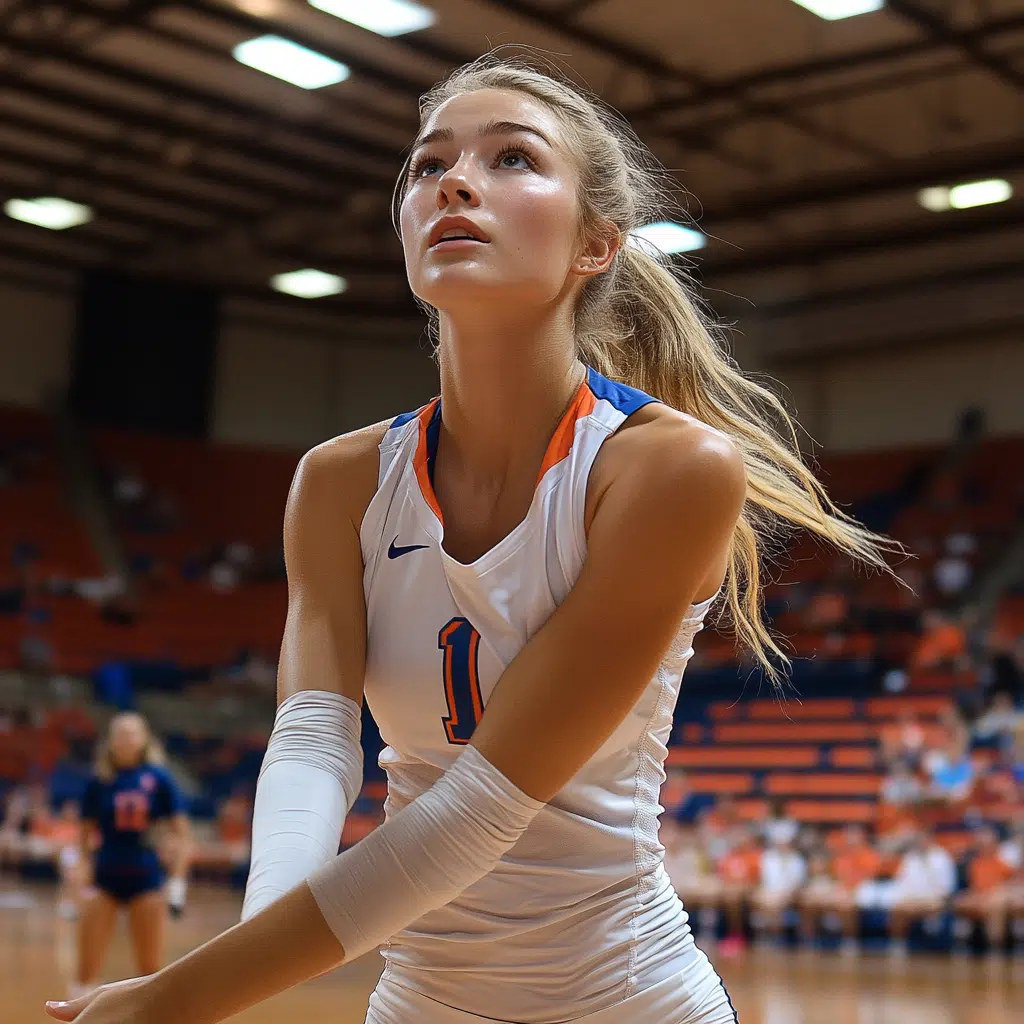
[
  {"x1": 589, "y1": 402, "x2": 744, "y2": 516},
  {"x1": 290, "y1": 420, "x2": 392, "y2": 533}
]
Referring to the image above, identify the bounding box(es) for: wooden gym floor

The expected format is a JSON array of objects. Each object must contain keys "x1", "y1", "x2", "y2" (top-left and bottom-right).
[{"x1": 2, "y1": 881, "x2": 1022, "y2": 1024}]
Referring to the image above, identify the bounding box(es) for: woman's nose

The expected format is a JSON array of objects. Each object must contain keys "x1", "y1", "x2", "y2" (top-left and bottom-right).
[{"x1": 436, "y1": 162, "x2": 481, "y2": 209}]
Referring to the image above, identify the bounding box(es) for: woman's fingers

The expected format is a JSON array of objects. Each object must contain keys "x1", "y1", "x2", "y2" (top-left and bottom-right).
[{"x1": 44, "y1": 990, "x2": 95, "y2": 1021}]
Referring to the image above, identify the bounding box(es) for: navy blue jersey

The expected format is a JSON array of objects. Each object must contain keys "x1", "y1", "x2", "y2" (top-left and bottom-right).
[{"x1": 82, "y1": 763, "x2": 184, "y2": 863}]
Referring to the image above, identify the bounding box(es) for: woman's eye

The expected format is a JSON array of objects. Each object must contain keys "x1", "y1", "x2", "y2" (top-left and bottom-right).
[
  {"x1": 417, "y1": 160, "x2": 443, "y2": 177},
  {"x1": 498, "y1": 151, "x2": 530, "y2": 169}
]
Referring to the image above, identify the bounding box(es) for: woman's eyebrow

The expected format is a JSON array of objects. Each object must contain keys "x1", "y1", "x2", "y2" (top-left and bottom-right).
[{"x1": 413, "y1": 119, "x2": 553, "y2": 152}]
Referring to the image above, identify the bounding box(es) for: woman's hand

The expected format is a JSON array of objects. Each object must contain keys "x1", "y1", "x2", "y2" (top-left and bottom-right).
[{"x1": 45, "y1": 976, "x2": 155, "y2": 1024}]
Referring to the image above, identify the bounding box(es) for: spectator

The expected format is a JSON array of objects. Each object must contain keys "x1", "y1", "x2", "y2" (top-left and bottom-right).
[
  {"x1": 912, "y1": 610, "x2": 967, "y2": 671},
  {"x1": 798, "y1": 852, "x2": 839, "y2": 948},
  {"x1": 881, "y1": 760, "x2": 923, "y2": 808},
  {"x1": 887, "y1": 830, "x2": 957, "y2": 956},
  {"x1": 761, "y1": 798, "x2": 799, "y2": 848},
  {"x1": 750, "y1": 836, "x2": 806, "y2": 944},
  {"x1": 826, "y1": 824, "x2": 885, "y2": 953},
  {"x1": 954, "y1": 826, "x2": 1014, "y2": 954},
  {"x1": 933, "y1": 549, "x2": 972, "y2": 598},
  {"x1": 714, "y1": 825, "x2": 761, "y2": 955},
  {"x1": 973, "y1": 692, "x2": 1023, "y2": 749},
  {"x1": 881, "y1": 710, "x2": 926, "y2": 767},
  {"x1": 662, "y1": 821, "x2": 721, "y2": 926},
  {"x1": 925, "y1": 732, "x2": 976, "y2": 805}
]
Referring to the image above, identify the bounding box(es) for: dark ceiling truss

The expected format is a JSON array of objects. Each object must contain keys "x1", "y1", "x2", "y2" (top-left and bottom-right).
[
  {"x1": 477, "y1": 0, "x2": 894, "y2": 163},
  {"x1": 657, "y1": 44, "x2": 1024, "y2": 163},
  {"x1": 624, "y1": 12, "x2": 1024, "y2": 125},
  {"x1": 887, "y1": 0, "x2": 1024, "y2": 94}
]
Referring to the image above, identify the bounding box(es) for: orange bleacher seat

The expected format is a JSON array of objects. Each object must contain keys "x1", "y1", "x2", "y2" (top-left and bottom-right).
[
  {"x1": 361, "y1": 781, "x2": 387, "y2": 801},
  {"x1": 831, "y1": 746, "x2": 877, "y2": 768},
  {"x1": 342, "y1": 815, "x2": 380, "y2": 847},
  {"x1": 735, "y1": 799, "x2": 769, "y2": 821},
  {"x1": 935, "y1": 831, "x2": 974, "y2": 857},
  {"x1": 764, "y1": 773, "x2": 881, "y2": 797},
  {"x1": 785, "y1": 800, "x2": 875, "y2": 823},
  {"x1": 680, "y1": 724, "x2": 705, "y2": 744},
  {"x1": 682, "y1": 773, "x2": 755, "y2": 795},
  {"x1": 747, "y1": 698, "x2": 855, "y2": 721},
  {"x1": 864, "y1": 695, "x2": 950, "y2": 719},
  {"x1": 708, "y1": 701, "x2": 743, "y2": 720},
  {"x1": 714, "y1": 722, "x2": 874, "y2": 743},
  {"x1": 667, "y1": 746, "x2": 819, "y2": 769}
]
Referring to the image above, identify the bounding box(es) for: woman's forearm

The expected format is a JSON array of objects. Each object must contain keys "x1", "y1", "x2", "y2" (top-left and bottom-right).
[{"x1": 147, "y1": 883, "x2": 344, "y2": 1024}]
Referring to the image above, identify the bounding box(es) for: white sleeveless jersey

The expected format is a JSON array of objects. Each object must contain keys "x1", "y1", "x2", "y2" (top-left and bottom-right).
[{"x1": 360, "y1": 367, "x2": 717, "y2": 1022}]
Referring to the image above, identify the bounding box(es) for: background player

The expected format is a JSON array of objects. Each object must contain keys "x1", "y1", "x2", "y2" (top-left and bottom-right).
[{"x1": 73, "y1": 713, "x2": 190, "y2": 998}]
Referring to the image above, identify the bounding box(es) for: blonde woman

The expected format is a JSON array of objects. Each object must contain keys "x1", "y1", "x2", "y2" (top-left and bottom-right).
[
  {"x1": 47, "y1": 56, "x2": 892, "y2": 1024},
  {"x1": 72, "y1": 713, "x2": 190, "y2": 998}
]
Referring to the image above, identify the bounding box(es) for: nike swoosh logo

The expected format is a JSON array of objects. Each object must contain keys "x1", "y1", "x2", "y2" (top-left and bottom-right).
[{"x1": 388, "y1": 539, "x2": 429, "y2": 559}]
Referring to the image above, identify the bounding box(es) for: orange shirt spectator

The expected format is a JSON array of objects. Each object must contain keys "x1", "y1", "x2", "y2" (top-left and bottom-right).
[
  {"x1": 833, "y1": 843, "x2": 882, "y2": 890},
  {"x1": 912, "y1": 613, "x2": 966, "y2": 670},
  {"x1": 968, "y1": 851, "x2": 1014, "y2": 893},
  {"x1": 718, "y1": 844, "x2": 761, "y2": 886}
]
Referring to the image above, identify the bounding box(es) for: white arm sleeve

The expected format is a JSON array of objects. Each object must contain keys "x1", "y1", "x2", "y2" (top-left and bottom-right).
[
  {"x1": 307, "y1": 744, "x2": 544, "y2": 962},
  {"x1": 241, "y1": 690, "x2": 363, "y2": 921}
]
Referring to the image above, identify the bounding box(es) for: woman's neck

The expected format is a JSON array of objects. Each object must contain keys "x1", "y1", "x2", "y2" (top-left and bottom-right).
[{"x1": 436, "y1": 306, "x2": 583, "y2": 485}]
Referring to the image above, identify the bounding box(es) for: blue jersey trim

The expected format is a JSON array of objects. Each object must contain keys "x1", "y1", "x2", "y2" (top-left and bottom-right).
[
  {"x1": 586, "y1": 366, "x2": 658, "y2": 416},
  {"x1": 390, "y1": 408, "x2": 422, "y2": 429}
]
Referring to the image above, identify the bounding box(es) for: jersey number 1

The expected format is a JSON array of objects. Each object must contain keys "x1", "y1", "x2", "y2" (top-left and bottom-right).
[{"x1": 439, "y1": 617, "x2": 484, "y2": 744}]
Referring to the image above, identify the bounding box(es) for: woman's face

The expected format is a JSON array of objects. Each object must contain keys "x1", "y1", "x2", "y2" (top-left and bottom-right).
[
  {"x1": 109, "y1": 715, "x2": 147, "y2": 768},
  {"x1": 399, "y1": 88, "x2": 607, "y2": 317}
]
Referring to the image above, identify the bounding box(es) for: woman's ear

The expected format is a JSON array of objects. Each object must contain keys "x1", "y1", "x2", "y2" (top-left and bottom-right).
[{"x1": 571, "y1": 221, "x2": 621, "y2": 279}]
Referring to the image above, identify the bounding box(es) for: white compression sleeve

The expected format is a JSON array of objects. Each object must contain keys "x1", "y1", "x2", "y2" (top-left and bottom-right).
[
  {"x1": 307, "y1": 744, "x2": 544, "y2": 962},
  {"x1": 241, "y1": 690, "x2": 363, "y2": 921}
]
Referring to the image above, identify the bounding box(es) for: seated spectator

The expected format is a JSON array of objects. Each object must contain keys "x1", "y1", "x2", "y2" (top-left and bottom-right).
[
  {"x1": 714, "y1": 825, "x2": 762, "y2": 955},
  {"x1": 954, "y1": 825, "x2": 1014, "y2": 954},
  {"x1": 799, "y1": 852, "x2": 840, "y2": 947},
  {"x1": 973, "y1": 692, "x2": 1022, "y2": 749},
  {"x1": 750, "y1": 836, "x2": 806, "y2": 944},
  {"x1": 886, "y1": 829, "x2": 957, "y2": 956},
  {"x1": 880, "y1": 710, "x2": 926, "y2": 767},
  {"x1": 761, "y1": 798, "x2": 799, "y2": 848},
  {"x1": 925, "y1": 733, "x2": 976, "y2": 805},
  {"x1": 933, "y1": 548, "x2": 972, "y2": 599},
  {"x1": 815, "y1": 824, "x2": 885, "y2": 953},
  {"x1": 663, "y1": 820, "x2": 721, "y2": 919},
  {"x1": 912, "y1": 610, "x2": 967, "y2": 671},
  {"x1": 881, "y1": 760, "x2": 923, "y2": 808},
  {"x1": 698, "y1": 795, "x2": 740, "y2": 864}
]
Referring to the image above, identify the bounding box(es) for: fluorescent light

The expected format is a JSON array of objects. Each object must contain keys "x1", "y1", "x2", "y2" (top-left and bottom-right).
[
  {"x1": 949, "y1": 178, "x2": 1012, "y2": 209},
  {"x1": 308, "y1": 0, "x2": 435, "y2": 36},
  {"x1": 790, "y1": 0, "x2": 884, "y2": 19},
  {"x1": 919, "y1": 178, "x2": 1012, "y2": 212},
  {"x1": 918, "y1": 186, "x2": 951, "y2": 212},
  {"x1": 629, "y1": 221, "x2": 706, "y2": 255},
  {"x1": 4, "y1": 196, "x2": 93, "y2": 230},
  {"x1": 233, "y1": 35, "x2": 349, "y2": 89},
  {"x1": 271, "y1": 269, "x2": 348, "y2": 299}
]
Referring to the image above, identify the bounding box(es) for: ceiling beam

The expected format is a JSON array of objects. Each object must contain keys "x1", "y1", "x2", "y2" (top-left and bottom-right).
[
  {"x1": 0, "y1": 30, "x2": 404, "y2": 181},
  {"x1": 477, "y1": 0, "x2": 891, "y2": 163},
  {"x1": 0, "y1": 68, "x2": 380, "y2": 203},
  {"x1": 626, "y1": 12, "x2": 1024, "y2": 124},
  {"x1": 887, "y1": 0, "x2": 1024, "y2": 93},
  {"x1": 702, "y1": 200, "x2": 1024, "y2": 276},
  {"x1": 698, "y1": 138, "x2": 1024, "y2": 224}
]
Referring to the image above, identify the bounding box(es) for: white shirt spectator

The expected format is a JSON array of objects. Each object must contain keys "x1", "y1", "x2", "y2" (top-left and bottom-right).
[
  {"x1": 945, "y1": 532, "x2": 977, "y2": 557},
  {"x1": 763, "y1": 816, "x2": 799, "y2": 848},
  {"x1": 759, "y1": 847, "x2": 807, "y2": 894},
  {"x1": 882, "y1": 769, "x2": 922, "y2": 806},
  {"x1": 893, "y1": 844, "x2": 956, "y2": 901},
  {"x1": 933, "y1": 556, "x2": 971, "y2": 596}
]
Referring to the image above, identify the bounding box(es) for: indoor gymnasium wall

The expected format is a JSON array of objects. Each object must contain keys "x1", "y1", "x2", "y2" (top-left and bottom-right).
[
  {"x1": 772, "y1": 328, "x2": 1024, "y2": 452},
  {"x1": 210, "y1": 313, "x2": 438, "y2": 450},
  {"x1": 0, "y1": 276, "x2": 75, "y2": 409}
]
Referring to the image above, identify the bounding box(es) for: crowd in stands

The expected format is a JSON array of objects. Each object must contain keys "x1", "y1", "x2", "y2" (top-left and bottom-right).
[
  {"x1": 662, "y1": 683, "x2": 1024, "y2": 955},
  {"x1": 1, "y1": 402, "x2": 1022, "y2": 955}
]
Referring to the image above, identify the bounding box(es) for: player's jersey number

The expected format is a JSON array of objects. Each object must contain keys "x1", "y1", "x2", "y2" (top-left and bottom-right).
[
  {"x1": 113, "y1": 791, "x2": 150, "y2": 832},
  {"x1": 438, "y1": 617, "x2": 484, "y2": 745}
]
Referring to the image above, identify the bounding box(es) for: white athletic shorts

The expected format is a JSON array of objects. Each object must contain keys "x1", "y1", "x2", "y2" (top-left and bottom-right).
[{"x1": 364, "y1": 956, "x2": 738, "y2": 1023}]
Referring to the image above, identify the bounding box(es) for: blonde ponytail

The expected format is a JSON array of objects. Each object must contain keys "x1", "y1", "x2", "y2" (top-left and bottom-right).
[{"x1": 398, "y1": 54, "x2": 898, "y2": 685}]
